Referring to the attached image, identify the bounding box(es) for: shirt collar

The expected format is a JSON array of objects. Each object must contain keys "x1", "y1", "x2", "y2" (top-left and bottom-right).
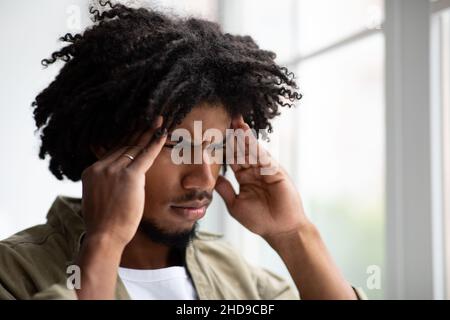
[
  {"x1": 45, "y1": 195, "x2": 86, "y2": 263},
  {"x1": 44, "y1": 195, "x2": 222, "y2": 300}
]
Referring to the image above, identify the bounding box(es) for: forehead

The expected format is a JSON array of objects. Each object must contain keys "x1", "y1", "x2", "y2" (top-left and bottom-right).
[{"x1": 171, "y1": 102, "x2": 232, "y2": 135}]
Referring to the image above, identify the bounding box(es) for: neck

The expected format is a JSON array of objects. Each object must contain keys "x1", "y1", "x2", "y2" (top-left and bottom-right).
[{"x1": 120, "y1": 230, "x2": 184, "y2": 269}]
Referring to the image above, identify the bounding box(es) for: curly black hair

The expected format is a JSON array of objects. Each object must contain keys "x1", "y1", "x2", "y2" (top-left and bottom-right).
[{"x1": 32, "y1": 1, "x2": 301, "y2": 181}]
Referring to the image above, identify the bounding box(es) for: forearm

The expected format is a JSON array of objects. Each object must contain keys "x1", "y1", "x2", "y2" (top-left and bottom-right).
[
  {"x1": 266, "y1": 222, "x2": 357, "y2": 300},
  {"x1": 75, "y1": 233, "x2": 125, "y2": 300}
]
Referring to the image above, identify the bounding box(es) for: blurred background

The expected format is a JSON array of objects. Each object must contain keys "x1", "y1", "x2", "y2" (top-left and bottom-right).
[{"x1": 0, "y1": 0, "x2": 449, "y2": 299}]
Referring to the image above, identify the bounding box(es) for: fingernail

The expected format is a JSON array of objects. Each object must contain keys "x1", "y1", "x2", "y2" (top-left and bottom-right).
[
  {"x1": 154, "y1": 127, "x2": 167, "y2": 139},
  {"x1": 160, "y1": 128, "x2": 168, "y2": 138}
]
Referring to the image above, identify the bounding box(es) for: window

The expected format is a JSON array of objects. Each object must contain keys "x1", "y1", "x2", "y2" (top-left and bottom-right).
[
  {"x1": 431, "y1": 4, "x2": 450, "y2": 299},
  {"x1": 295, "y1": 32, "x2": 385, "y2": 300},
  {"x1": 0, "y1": 0, "x2": 446, "y2": 300},
  {"x1": 206, "y1": 0, "x2": 385, "y2": 299},
  {"x1": 150, "y1": 0, "x2": 219, "y2": 22},
  {"x1": 443, "y1": 8, "x2": 450, "y2": 298},
  {"x1": 293, "y1": 0, "x2": 385, "y2": 299}
]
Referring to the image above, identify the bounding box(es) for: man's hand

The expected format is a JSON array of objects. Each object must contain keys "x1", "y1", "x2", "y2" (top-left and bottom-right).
[
  {"x1": 76, "y1": 116, "x2": 167, "y2": 299},
  {"x1": 214, "y1": 115, "x2": 308, "y2": 242},
  {"x1": 81, "y1": 116, "x2": 167, "y2": 246},
  {"x1": 215, "y1": 115, "x2": 357, "y2": 299}
]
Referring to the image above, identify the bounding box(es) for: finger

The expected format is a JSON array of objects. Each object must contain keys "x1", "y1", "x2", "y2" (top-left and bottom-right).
[
  {"x1": 231, "y1": 117, "x2": 251, "y2": 169},
  {"x1": 229, "y1": 117, "x2": 280, "y2": 181},
  {"x1": 112, "y1": 116, "x2": 164, "y2": 168},
  {"x1": 229, "y1": 163, "x2": 241, "y2": 173},
  {"x1": 112, "y1": 145, "x2": 145, "y2": 168},
  {"x1": 231, "y1": 114, "x2": 245, "y2": 128},
  {"x1": 98, "y1": 116, "x2": 162, "y2": 166},
  {"x1": 231, "y1": 117, "x2": 260, "y2": 169},
  {"x1": 127, "y1": 130, "x2": 167, "y2": 173},
  {"x1": 229, "y1": 162, "x2": 262, "y2": 185},
  {"x1": 258, "y1": 155, "x2": 283, "y2": 182},
  {"x1": 236, "y1": 134, "x2": 253, "y2": 168},
  {"x1": 230, "y1": 138, "x2": 253, "y2": 172},
  {"x1": 96, "y1": 129, "x2": 145, "y2": 166},
  {"x1": 214, "y1": 175, "x2": 237, "y2": 210}
]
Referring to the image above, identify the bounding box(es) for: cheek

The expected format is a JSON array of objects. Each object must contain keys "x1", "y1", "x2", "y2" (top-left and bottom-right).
[
  {"x1": 145, "y1": 149, "x2": 223, "y2": 187},
  {"x1": 144, "y1": 151, "x2": 181, "y2": 199}
]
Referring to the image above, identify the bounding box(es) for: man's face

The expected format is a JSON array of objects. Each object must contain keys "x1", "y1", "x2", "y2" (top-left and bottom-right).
[{"x1": 140, "y1": 102, "x2": 231, "y2": 242}]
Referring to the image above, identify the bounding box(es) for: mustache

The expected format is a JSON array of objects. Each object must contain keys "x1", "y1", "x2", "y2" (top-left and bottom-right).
[{"x1": 171, "y1": 190, "x2": 213, "y2": 205}]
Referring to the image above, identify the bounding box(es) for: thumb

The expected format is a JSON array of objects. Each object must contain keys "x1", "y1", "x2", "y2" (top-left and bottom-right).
[{"x1": 214, "y1": 175, "x2": 236, "y2": 210}]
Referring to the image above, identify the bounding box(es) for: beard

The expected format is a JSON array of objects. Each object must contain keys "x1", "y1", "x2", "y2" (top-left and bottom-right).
[{"x1": 137, "y1": 218, "x2": 198, "y2": 251}]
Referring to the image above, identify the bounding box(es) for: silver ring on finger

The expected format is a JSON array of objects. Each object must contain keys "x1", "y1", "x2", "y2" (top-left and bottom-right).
[{"x1": 122, "y1": 153, "x2": 135, "y2": 161}]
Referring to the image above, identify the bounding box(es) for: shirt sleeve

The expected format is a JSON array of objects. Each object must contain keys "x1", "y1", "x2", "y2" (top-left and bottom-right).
[
  {"x1": 252, "y1": 266, "x2": 300, "y2": 299},
  {"x1": 0, "y1": 282, "x2": 15, "y2": 300},
  {"x1": 31, "y1": 282, "x2": 78, "y2": 300},
  {"x1": 253, "y1": 266, "x2": 368, "y2": 300}
]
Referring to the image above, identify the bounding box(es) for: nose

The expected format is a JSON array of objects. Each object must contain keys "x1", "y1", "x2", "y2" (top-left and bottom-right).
[{"x1": 181, "y1": 149, "x2": 217, "y2": 191}]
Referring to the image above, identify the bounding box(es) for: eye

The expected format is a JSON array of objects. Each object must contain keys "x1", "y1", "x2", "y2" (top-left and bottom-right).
[
  {"x1": 164, "y1": 134, "x2": 183, "y2": 149},
  {"x1": 163, "y1": 143, "x2": 177, "y2": 149},
  {"x1": 164, "y1": 141, "x2": 189, "y2": 150},
  {"x1": 207, "y1": 142, "x2": 226, "y2": 150}
]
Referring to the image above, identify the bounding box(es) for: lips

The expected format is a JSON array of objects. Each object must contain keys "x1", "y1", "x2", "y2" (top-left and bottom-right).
[{"x1": 170, "y1": 201, "x2": 210, "y2": 221}]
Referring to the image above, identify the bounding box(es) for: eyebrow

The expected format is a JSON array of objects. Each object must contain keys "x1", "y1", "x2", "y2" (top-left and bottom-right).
[
  {"x1": 167, "y1": 130, "x2": 229, "y2": 145},
  {"x1": 166, "y1": 121, "x2": 232, "y2": 143}
]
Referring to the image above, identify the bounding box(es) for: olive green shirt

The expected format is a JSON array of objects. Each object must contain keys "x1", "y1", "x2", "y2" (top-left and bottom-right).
[{"x1": 0, "y1": 195, "x2": 366, "y2": 300}]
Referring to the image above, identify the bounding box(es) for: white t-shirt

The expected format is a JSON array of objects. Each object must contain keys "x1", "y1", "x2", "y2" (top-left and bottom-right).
[{"x1": 118, "y1": 266, "x2": 198, "y2": 300}]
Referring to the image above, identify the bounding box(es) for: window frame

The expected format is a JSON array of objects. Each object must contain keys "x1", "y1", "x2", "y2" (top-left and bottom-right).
[
  {"x1": 216, "y1": 0, "x2": 450, "y2": 299},
  {"x1": 385, "y1": 0, "x2": 450, "y2": 300}
]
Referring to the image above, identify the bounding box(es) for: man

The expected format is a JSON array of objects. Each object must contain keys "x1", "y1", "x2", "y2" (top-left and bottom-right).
[{"x1": 0, "y1": 2, "x2": 365, "y2": 300}]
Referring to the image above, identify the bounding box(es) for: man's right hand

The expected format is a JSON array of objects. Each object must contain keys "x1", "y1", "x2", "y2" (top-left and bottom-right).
[
  {"x1": 81, "y1": 115, "x2": 167, "y2": 247},
  {"x1": 76, "y1": 116, "x2": 167, "y2": 299}
]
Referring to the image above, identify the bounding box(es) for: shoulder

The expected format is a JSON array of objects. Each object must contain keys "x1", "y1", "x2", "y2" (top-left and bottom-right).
[
  {"x1": 0, "y1": 224, "x2": 71, "y2": 299},
  {"x1": 1, "y1": 223, "x2": 57, "y2": 249},
  {"x1": 0, "y1": 222, "x2": 71, "y2": 260}
]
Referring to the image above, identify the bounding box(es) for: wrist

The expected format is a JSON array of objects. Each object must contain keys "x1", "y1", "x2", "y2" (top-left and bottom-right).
[
  {"x1": 77, "y1": 232, "x2": 125, "y2": 280},
  {"x1": 264, "y1": 221, "x2": 320, "y2": 255},
  {"x1": 76, "y1": 232, "x2": 124, "y2": 300},
  {"x1": 82, "y1": 231, "x2": 128, "y2": 254}
]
